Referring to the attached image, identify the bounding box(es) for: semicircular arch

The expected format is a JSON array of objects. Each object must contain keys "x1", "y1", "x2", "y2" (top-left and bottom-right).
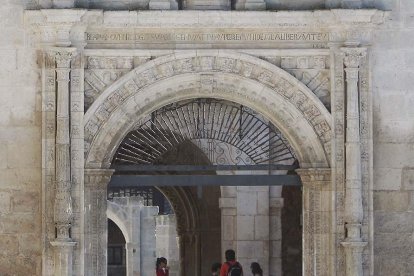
[
  {"x1": 107, "y1": 201, "x2": 131, "y2": 243},
  {"x1": 84, "y1": 50, "x2": 332, "y2": 169}
]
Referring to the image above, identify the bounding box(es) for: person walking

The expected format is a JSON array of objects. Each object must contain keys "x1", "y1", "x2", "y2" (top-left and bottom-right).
[
  {"x1": 156, "y1": 257, "x2": 169, "y2": 276},
  {"x1": 250, "y1": 262, "x2": 263, "y2": 276},
  {"x1": 220, "y1": 249, "x2": 243, "y2": 276},
  {"x1": 212, "y1": 262, "x2": 222, "y2": 276}
]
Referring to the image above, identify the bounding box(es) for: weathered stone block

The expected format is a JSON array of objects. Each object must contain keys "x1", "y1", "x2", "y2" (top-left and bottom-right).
[
  {"x1": 18, "y1": 234, "x2": 41, "y2": 257},
  {"x1": 11, "y1": 191, "x2": 39, "y2": 213},
  {"x1": 237, "y1": 191, "x2": 257, "y2": 215},
  {"x1": 374, "y1": 233, "x2": 414, "y2": 257},
  {"x1": 374, "y1": 119, "x2": 414, "y2": 143},
  {"x1": 222, "y1": 215, "x2": 234, "y2": 241},
  {"x1": 402, "y1": 167, "x2": 414, "y2": 190},
  {"x1": 237, "y1": 215, "x2": 254, "y2": 240},
  {"x1": 374, "y1": 168, "x2": 402, "y2": 190},
  {"x1": 0, "y1": 213, "x2": 40, "y2": 234},
  {"x1": 254, "y1": 215, "x2": 269, "y2": 240},
  {"x1": 0, "y1": 192, "x2": 11, "y2": 214},
  {"x1": 270, "y1": 240, "x2": 282, "y2": 258},
  {"x1": 0, "y1": 234, "x2": 19, "y2": 256},
  {"x1": 257, "y1": 191, "x2": 269, "y2": 215},
  {"x1": 374, "y1": 211, "x2": 414, "y2": 233},
  {"x1": 374, "y1": 143, "x2": 414, "y2": 169},
  {"x1": 374, "y1": 191, "x2": 410, "y2": 211},
  {"x1": 7, "y1": 143, "x2": 41, "y2": 169}
]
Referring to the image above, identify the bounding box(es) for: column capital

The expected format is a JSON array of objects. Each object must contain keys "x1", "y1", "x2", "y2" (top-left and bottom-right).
[
  {"x1": 296, "y1": 168, "x2": 331, "y2": 187},
  {"x1": 84, "y1": 169, "x2": 114, "y2": 189},
  {"x1": 47, "y1": 47, "x2": 77, "y2": 68},
  {"x1": 341, "y1": 47, "x2": 366, "y2": 68}
]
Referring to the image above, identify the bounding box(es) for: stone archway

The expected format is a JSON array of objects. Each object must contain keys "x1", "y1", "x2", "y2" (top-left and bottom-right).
[
  {"x1": 84, "y1": 51, "x2": 332, "y2": 169},
  {"x1": 83, "y1": 50, "x2": 334, "y2": 276}
]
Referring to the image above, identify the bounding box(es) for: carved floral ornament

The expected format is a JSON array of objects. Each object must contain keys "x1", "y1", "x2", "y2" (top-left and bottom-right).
[
  {"x1": 84, "y1": 53, "x2": 333, "y2": 168},
  {"x1": 342, "y1": 48, "x2": 367, "y2": 69}
]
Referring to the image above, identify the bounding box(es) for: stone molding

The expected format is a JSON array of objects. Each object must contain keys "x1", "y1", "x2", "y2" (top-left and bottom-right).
[
  {"x1": 296, "y1": 167, "x2": 331, "y2": 185},
  {"x1": 84, "y1": 50, "x2": 332, "y2": 169},
  {"x1": 25, "y1": 9, "x2": 387, "y2": 29},
  {"x1": 84, "y1": 169, "x2": 114, "y2": 189}
]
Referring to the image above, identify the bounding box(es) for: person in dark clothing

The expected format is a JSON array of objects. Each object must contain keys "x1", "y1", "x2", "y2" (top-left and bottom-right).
[
  {"x1": 212, "y1": 262, "x2": 222, "y2": 275},
  {"x1": 220, "y1": 249, "x2": 243, "y2": 276},
  {"x1": 156, "y1": 257, "x2": 169, "y2": 276},
  {"x1": 250, "y1": 262, "x2": 263, "y2": 276}
]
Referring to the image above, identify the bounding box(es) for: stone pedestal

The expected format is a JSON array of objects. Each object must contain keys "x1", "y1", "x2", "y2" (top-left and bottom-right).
[
  {"x1": 341, "y1": 241, "x2": 367, "y2": 276},
  {"x1": 51, "y1": 241, "x2": 77, "y2": 276}
]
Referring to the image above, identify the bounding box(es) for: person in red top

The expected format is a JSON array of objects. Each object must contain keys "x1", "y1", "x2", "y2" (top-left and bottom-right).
[
  {"x1": 156, "y1": 257, "x2": 169, "y2": 276},
  {"x1": 220, "y1": 249, "x2": 243, "y2": 276}
]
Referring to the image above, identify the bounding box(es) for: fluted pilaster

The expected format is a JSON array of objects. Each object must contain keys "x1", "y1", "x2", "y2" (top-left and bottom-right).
[
  {"x1": 296, "y1": 168, "x2": 333, "y2": 276},
  {"x1": 84, "y1": 169, "x2": 114, "y2": 276},
  {"x1": 50, "y1": 48, "x2": 77, "y2": 276},
  {"x1": 340, "y1": 47, "x2": 367, "y2": 276},
  {"x1": 53, "y1": 49, "x2": 76, "y2": 242}
]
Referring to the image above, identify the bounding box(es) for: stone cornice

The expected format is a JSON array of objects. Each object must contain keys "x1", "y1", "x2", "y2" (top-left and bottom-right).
[
  {"x1": 24, "y1": 9, "x2": 388, "y2": 48},
  {"x1": 25, "y1": 9, "x2": 387, "y2": 29}
]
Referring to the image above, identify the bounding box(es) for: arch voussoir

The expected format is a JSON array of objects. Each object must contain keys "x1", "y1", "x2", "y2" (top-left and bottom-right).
[{"x1": 85, "y1": 51, "x2": 332, "y2": 169}]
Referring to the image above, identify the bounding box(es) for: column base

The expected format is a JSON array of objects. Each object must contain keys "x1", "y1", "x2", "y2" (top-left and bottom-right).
[
  {"x1": 51, "y1": 241, "x2": 77, "y2": 276},
  {"x1": 341, "y1": 241, "x2": 367, "y2": 276},
  {"x1": 341, "y1": 240, "x2": 367, "y2": 250}
]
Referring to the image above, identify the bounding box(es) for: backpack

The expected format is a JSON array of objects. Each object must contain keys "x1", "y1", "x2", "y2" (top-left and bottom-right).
[{"x1": 226, "y1": 262, "x2": 242, "y2": 276}]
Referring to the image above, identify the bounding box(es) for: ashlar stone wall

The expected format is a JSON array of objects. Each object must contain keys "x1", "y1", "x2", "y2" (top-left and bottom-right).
[
  {"x1": 371, "y1": 0, "x2": 414, "y2": 275},
  {"x1": 0, "y1": 0, "x2": 42, "y2": 275}
]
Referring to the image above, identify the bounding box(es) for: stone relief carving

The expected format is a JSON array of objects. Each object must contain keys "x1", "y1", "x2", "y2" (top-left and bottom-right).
[
  {"x1": 84, "y1": 54, "x2": 332, "y2": 164},
  {"x1": 84, "y1": 56, "x2": 149, "y2": 110},
  {"x1": 261, "y1": 55, "x2": 331, "y2": 110}
]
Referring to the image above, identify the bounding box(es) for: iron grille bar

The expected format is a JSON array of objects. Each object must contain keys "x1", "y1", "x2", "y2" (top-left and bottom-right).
[
  {"x1": 113, "y1": 99, "x2": 296, "y2": 165},
  {"x1": 109, "y1": 175, "x2": 301, "y2": 187}
]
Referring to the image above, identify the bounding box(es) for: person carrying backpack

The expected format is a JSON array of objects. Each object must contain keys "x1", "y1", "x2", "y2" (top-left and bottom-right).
[{"x1": 220, "y1": 249, "x2": 243, "y2": 276}]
